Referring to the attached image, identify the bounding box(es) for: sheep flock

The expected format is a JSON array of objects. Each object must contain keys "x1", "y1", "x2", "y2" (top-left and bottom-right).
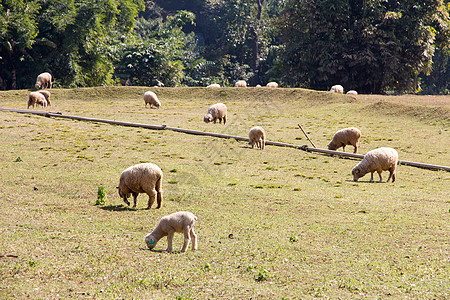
[{"x1": 22, "y1": 79, "x2": 406, "y2": 254}]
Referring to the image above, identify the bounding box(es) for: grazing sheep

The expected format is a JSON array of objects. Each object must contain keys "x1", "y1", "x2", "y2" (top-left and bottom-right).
[
  {"x1": 27, "y1": 92, "x2": 48, "y2": 109},
  {"x1": 346, "y1": 90, "x2": 358, "y2": 95},
  {"x1": 144, "y1": 211, "x2": 198, "y2": 253},
  {"x1": 35, "y1": 72, "x2": 52, "y2": 89},
  {"x1": 207, "y1": 83, "x2": 220, "y2": 88},
  {"x1": 327, "y1": 127, "x2": 361, "y2": 153},
  {"x1": 143, "y1": 91, "x2": 161, "y2": 108},
  {"x1": 117, "y1": 163, "x2": 163, "y2": 209},
  {"x1": 234, "y1": 80, "x2": 247, "y2": 87},
  {"x1": 38, "y1": 90, "x2": 51, "y2": 106},
  {"x1": 266, "y1": 82, "x2": 278, "y2": 88},
  {"x1": 249, "y1": 126, "x2": 266, "y2": 150},
  {"x1": 330, "y1": 85, "x2": 344, "y2": 93},
  {"x1": 204, "y1": 103, "x2": 227, "y2": 124},
  {"x1": 255, "y1": 84, "x2": 262, "y2": 87},
  {"x1": 352, "y1": 147, "x2": 398, "y2": 182}
]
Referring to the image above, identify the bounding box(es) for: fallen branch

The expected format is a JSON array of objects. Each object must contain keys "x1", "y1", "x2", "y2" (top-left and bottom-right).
[
  {"x1": 298, "y1": 124, "x2": 317, "y2": 148},
  {"x1": 1, "y1": 108, "x2": 448, "y2": 172}
]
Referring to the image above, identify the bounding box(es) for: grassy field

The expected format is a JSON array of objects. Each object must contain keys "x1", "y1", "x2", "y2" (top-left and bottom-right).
[{"x1": 0, "y1": 87, "x2": 449, "y2": 299}]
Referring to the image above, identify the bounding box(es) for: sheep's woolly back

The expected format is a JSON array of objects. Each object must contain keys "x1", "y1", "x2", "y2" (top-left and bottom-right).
[
  {"x1": 353, "y1": 147, "x2": 398, "y2": 176},
  {"x1": 328, "y1": 127, "x2": 361, "y2": 151},
  {"x1": 330, "y1": 85, "x2": 344, "y2": 93},
  {"x1": 119, "y1": 163, "x2": 163, "y2": 195},
  {"x1": 143, "y1": 91, "x2": 161, "y2": 108},
  {"x1": 346, "y1": 90, "x2": 358, "y2": 95},
  {"x1": 35, "y1": 72, "x2": 52, "y2": 89},
  {"x1": 266, "y1": 82, "x2": 278, "y2": 88},
  {"x1": 234, "y1": 80, "x2": 247, "y2": 87}
]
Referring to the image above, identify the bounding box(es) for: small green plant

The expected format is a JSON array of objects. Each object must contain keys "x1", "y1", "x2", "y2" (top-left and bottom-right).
[
  {"x1": 203, "y1": 263, "x2": 211, "y2": 271},
  {"x1": 289, "y1": 235, "x2": 299, "y2": 243},
  {"x1": 96, "y1": 185, "x2": 107, "y2": 205},
  {"x1": 256, "y1": 269, "x2": 269, "y2": 282},
  {"x1": 246, "y1": 264, "x2": 255, "y2": 272},
  {"x1": 15, "y1": 156, "x2": 22, "y2": 162},
  {"x1": 28, "y1": 260, "x2": 37, "y2": 267}
]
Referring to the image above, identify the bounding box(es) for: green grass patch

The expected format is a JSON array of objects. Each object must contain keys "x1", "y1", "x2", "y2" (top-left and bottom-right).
[{"x1": 0, "y1": 87, "x2": 449, "y2": 299}]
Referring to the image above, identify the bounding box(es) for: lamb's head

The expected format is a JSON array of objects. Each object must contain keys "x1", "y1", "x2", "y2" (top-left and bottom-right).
[
  {"x1": 116, "y1": 186, "x2": 131, "y2": 206},
  {"x1": 351, "y1": 166, "x2": 365, "y2": 182},
  {"x1": 144, "y1": 234, "x2": 158, "y2": 250},
  {"x1": 204, "y1": 113, "x2": 213, "y2": 123},
  {"x1": 35, "y1": 82, "x2": 41, "y2": 89}
]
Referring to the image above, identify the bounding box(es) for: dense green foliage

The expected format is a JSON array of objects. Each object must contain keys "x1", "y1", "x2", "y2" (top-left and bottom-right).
[{"x1": 0, "y1": 0, "x2": 449, "y2": 93}]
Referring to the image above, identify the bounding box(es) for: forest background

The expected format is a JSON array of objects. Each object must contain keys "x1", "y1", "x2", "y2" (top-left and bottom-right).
[{"x1": 1, "y1": 0, "x2": 449, "y2": 94}]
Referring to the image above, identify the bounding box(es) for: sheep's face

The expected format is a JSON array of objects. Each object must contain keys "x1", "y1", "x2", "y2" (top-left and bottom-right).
[
  {"x1": 145, "y1": 237, "x2": 157, "y2": 250},
  {"x1": 204, "y1": 114, "x2": 213, "y2": 123},
  {"x1": 117, "y1": 187, "x2": 131, "y2": 205},
  {"x1": 327, "y1": 142, "x2": 336, "y2": 150},
  {"x1": 352, "y1": 167, "x2": 363, "y2": 181}
]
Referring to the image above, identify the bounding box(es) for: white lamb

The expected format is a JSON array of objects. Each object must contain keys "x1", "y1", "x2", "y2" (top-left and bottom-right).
[
  {"x1": 352, "y1": 147, "x2": 398, "y2": 182},
  {"x1": 27, "y1": 92, "x2": 48, "y2": 109},
  {"x1": 144, "y1": 211, "x2": 198, "y2": 253},
  {"x1": 266, "y1": 82, "x2": 278, "y2": 88},
  {"x1": 207, "y1": 83, "x2": 220, "y2": 88},
  {"x1": 35, "y1": 72, "x2": 52, "y2": 89},
  {"x1": 204, "y1": 103, "x2": 227, "y2": 124},
  {"x1": 117, "y1": 163, "x2": 163, "y2": 209},
  {"x1": 249, "y1": 126, "x2": 266, "y2": 150},
  {"x1": 330, "y1": 85, "x2": 344, "y2": 93},
  {"x1": 346, "y1": 90, "x2": 358, "y2": 95},
  {"x1": 143, "y1": 91, "x2": 161, "y2": 108},
  {"x1": 327, "y1": 127, "x2": 361, "y2": 153},
  {"x1": 234, "y1": 80, "x2": 247, "y2": 87}
]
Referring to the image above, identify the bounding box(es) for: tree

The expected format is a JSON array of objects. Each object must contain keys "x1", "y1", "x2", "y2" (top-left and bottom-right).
[
  {"x1": 0, "y1": 1, "x2": 40, "y2": 89},
  {"x1": 0, "y1": 0, "x2": 144, "y2": 89},
  {"x1": 279, "y1": 0, "x2": 450, "y2": 93}
]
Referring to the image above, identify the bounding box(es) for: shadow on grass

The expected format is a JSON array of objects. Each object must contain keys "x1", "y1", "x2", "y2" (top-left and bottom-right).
[
  {"x1": 138, "y1": 247, "x2": 186, "y2": 254},
  {"x1": 99, "y1": 204, "x2": 138, "y2": 212}
]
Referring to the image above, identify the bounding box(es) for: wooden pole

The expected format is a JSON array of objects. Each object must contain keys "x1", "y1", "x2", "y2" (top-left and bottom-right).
[
  {"x1": 298, "y1": 124, "x2": 317, "y2": 148},
  {"x1": 1, "y1": 108, "x2": 448, "y2": 172}
]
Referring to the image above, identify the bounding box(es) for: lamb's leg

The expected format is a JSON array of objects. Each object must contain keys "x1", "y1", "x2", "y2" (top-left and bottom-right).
[
  {"x1": 342, "y1": 145, "x2": 346, "y2": 152},
  {"x1": 156, "y1": 191, "x2": 162, "y2": 209},
  {"x1": 223, "y1": 116, "x2": 226, "y2": 125},
  {"x1": 123, "y1": 196, "x2": 130, "y2": 206},
  {"x1": 166, "y1": 231, "x2": 174, "y2": 252},
  {"x1": 181, "y1": 228, "x2": 191, "y2": 252},
  {"x1": 132, "y1": 192, "x2": 139, "y2": 208},
  {"x1": 146, "y1": 189, "x2": 156, "y2": 209},
  {"x1": 190, "y1": 228, "x2": 197, "y2": 251},
  {"x1": 353, "y1": 145, "x2": 358, "y2": 153},
  {"x1": 369, "y1": 172, "x2": 374, "y2": 182}
]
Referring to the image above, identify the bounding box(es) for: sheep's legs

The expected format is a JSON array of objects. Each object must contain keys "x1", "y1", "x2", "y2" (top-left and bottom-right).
[
  {"x1": 132, "y1": 192, "x2": 139, "y2": 207},
  {"x1": 122, "y1": 196, "x2": 130, "y2": 206},
  {"x1": 387, "y1": 169, "x2": 396, "y2": 182},
  {"x1": 377, "y1": 172, "x2": 383, "y2": 182},
  {"x1": 166, "y1": 231, "x2": 174, "y2": 252},
  {"x1": 181, "y1": 228, "x2": 191, "y2": 252},
  {"x1": 369, "y1": 172, "x2": 374, "y2": 182},
  {"x1": 353, "y1": 145, "x2": 358, "y2": 153},
  {"x1": 190, "y1": 229, "x2": 197, "y2": 251},
  {"x1": 146, "y1": 189, "x2": 157, "y2": 209},
  {"x1": 156, "y1": 191, "x2": 162, "y2": 209},
  {"x1": 223, "y1": 116, "x2": 226, "y2": 125}
]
